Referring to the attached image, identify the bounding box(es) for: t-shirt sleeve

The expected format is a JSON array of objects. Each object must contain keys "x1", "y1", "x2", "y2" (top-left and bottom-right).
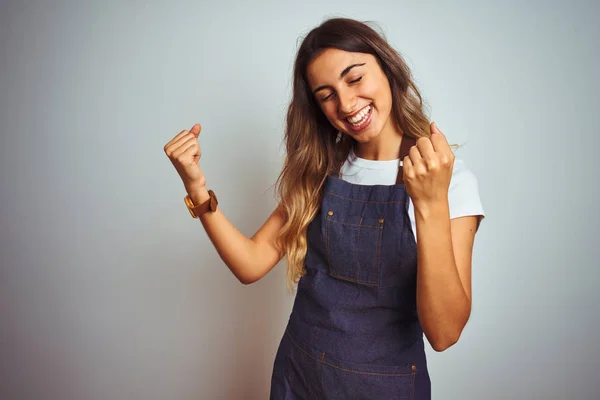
[{"x1": 448, "y1": 159, "x2": 485, "y2": 227}]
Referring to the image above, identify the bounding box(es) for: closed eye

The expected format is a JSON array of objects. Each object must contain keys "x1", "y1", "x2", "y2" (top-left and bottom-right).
[
  {"x1": 319, "y1": 77, "x2": 362, "y2": 102},
  {"x1": 320, "y1": 93, "x2": 335, "y2": 102}
]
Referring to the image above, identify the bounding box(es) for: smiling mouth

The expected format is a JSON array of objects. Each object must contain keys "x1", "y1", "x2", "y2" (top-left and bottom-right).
[
  {"x1": 344, "y1": 105, "x2": 373, "y2": 131},
  {"x1": 346, "y1": 105, "x2": 371, "y2": 125}
]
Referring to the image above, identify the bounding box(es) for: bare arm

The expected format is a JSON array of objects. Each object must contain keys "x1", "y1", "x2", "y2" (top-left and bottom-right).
[
  {"x1": 189, "y1": 187, "x2": 287, "y2": 284},
  {"x1": 165, "y1": 123, "x2": 286, "y2": 285},
  {"x1": 414, "y1": 204, "x2": 477, "y2": 352},
  {"x1": 402, "y1": 123, "x2": 480, "y2": 352}
]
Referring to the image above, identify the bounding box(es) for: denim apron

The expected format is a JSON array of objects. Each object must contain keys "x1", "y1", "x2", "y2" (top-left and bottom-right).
[{"x1": 270, "y1": 136, "x2": 431, "y2": 399}]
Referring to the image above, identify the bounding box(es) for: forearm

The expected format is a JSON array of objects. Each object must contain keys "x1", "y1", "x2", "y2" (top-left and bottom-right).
[
  {"x1": 188, "y1": 187, "x2": 272, "y2": 284},
  {"x1": 414, "y1": 202, "x2": 471, "y2": 351}
]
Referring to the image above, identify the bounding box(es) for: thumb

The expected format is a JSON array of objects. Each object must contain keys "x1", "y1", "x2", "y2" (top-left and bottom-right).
[{"x1": 190, "y1": 123, "x2": 202, "y2": 138}]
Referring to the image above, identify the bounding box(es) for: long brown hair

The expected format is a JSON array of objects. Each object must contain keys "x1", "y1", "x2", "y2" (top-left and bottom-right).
[{"x1": 275, "y1": 18, "x2": 431, "y2": 290}]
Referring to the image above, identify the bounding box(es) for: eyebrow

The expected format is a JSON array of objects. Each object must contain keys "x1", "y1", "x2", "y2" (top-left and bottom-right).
[{"x1": 313, "y1": 63, "x2": 366, "y2": 94}]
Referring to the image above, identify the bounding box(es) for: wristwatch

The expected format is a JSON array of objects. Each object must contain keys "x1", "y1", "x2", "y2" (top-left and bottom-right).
[{"x1": 184, "y1": 190, "x2": 218, "y2": 218}]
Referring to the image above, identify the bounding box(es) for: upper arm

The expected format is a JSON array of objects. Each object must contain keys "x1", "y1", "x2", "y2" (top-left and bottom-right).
[{"x1": 450, "y1": 215, "x2": 480, "y2": 302}]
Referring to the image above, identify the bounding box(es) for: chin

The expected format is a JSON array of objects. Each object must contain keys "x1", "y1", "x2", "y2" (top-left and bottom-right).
[{"x1": 344, "y1": 125, "x2": 381, "y2": 143}]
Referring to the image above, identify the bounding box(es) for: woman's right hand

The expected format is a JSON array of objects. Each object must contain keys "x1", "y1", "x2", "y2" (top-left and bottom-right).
[
  {"x1": 164, "y1": 123, "x2": 207, "y2": 193},
  {"x1": 164, "y1": 123, "x2": 286, "y2": 284}
]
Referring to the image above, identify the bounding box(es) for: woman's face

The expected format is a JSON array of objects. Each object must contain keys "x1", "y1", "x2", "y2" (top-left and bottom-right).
[{"x1": 306, "y1": 48, "x2": 395, "y2": 143}]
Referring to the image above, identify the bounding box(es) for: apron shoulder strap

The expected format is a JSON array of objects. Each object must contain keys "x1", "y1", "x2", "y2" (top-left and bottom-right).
[{"x1": 396, "y1": 135, "x2": 417, "y2": 184}]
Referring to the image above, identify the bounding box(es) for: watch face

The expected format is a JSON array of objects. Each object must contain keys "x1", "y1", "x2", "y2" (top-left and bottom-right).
[{"x1": 184, "y1": 195, "x2": 198, "y2": 218}]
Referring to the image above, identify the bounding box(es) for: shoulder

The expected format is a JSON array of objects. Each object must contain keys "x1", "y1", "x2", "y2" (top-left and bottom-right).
[{"x1": 450, "y1": 159, "x2": 479, "y2": 189}]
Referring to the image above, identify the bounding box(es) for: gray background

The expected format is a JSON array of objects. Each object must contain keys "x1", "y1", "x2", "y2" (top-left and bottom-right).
[{"x1": 1, "y1": 0, "x2": 598, "y2": 399}]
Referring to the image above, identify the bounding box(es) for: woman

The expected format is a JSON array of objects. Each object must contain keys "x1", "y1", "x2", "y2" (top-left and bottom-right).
[{"x1": 164, "y1": 18, "x2": 484, "y2": 400}]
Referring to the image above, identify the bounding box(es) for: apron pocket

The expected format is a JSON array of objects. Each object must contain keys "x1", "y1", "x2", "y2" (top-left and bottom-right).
[
  {"x1": 320, "y1": 355, "x2": 416, "y2": 400},
  {"x1": 325, "y1": 213, "x2": 383, "y2": 286}
]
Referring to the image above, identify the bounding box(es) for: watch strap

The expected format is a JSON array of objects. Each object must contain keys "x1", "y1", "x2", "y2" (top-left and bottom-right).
[{"x1": 185, "y1": 190, "x2": 218, "y2": 218}]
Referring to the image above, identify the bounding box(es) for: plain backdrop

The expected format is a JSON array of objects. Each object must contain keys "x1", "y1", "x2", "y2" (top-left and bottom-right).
[{"x1": 1, "y1": 0, "x2": 598, "y2": 399}]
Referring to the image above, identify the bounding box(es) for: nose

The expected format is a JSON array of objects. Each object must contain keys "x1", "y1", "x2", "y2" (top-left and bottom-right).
[{"x1": 337, "y1": 88, "x2": 357, "y2": 116}]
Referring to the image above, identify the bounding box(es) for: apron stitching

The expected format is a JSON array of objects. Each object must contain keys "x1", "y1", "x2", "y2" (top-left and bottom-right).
[
  {"x1": 410, "y1": 367, "x2": 416, "y2": 399},
  {"x1": 286, "y1": 331, "x2": 415, "y2": 377},
  {"x1": 329, "y1": 272, "x2": 378, "y2": 286},
  {"x1": 377, "y1": 223, "x2": 383, "y2": 286},
  {"x1": 328, "y1": 219, "x2": 381, "y2": 228},
  {"x1": 326, "y1": 216, "x2": 333, "y2": 276},
  {"x1": 322, "y1": 360, "x2": 414, "y2": 377},
  {"x1": 356, "y1": 217, "x2": 362, "y2": 281}
]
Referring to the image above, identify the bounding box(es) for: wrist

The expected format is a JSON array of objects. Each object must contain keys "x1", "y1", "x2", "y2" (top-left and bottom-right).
[
  {"x1": 413, "y1": 200, "x2": 450, "y2": 221},
  {"x1": 186, "y1": 185, "x2": 210, "y2": 206}
]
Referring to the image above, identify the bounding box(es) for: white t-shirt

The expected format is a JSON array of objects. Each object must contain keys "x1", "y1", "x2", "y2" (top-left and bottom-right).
[{"x1": 340, "y1": 148, "x2": 485, "y2": 241}]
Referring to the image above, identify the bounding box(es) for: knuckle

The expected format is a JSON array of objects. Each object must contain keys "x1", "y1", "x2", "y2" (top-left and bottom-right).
[{"x1": 425, "y1": 157, "x2": 437, "y2": 169}]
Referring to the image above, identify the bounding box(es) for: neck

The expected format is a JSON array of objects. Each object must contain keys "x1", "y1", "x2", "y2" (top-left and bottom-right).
[{"x1": 353, "y1": 122, "x2": 404, "y2": 161}]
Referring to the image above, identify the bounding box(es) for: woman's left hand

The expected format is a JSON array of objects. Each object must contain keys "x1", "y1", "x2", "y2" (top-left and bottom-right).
[{"x1": 403, "y1": 122, "x2": 454, "y2": 208}]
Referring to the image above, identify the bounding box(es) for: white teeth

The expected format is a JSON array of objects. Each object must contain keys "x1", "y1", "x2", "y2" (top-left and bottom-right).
[{"x1": 347, "y1": 105, "x2": 371, "y2": 125}]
